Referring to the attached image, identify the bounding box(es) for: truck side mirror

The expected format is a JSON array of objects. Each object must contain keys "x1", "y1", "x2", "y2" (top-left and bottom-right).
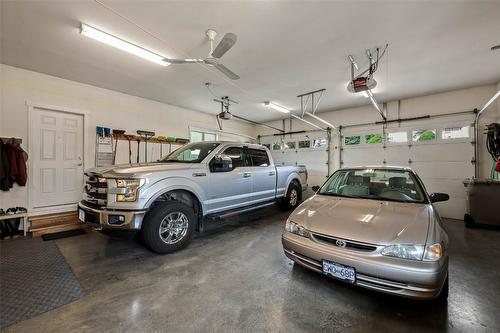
[
  {"x1": 430, "y1": 192, "x2": 449, "y2": 203},
  {"x1": 312, "y1": 185, "x2": 320, "y2": 192},
  {"x1": 210, "y1": 154, "x2": 233, "y2": 172}
]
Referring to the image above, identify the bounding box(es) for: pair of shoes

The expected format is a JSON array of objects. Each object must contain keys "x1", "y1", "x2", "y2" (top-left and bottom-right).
[{"x1": 5, "y1": 207, "x2": 27, "y2": 215}]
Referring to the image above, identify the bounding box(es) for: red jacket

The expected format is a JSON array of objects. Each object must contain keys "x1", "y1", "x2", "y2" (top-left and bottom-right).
[{"x1": 6, "y1": 144, "x2": 28, "y2": 187}]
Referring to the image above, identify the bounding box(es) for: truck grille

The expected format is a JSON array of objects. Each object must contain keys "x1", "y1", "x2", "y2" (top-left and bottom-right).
[
  {"x1": 312, "y1": 233, "x2": 377, "y2": 252},
  {"x1": 84, "y1": 174, "x2": 108, "y2": 208}
]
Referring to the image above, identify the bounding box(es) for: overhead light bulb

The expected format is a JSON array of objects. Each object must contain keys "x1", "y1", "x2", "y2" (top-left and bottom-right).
[
  {"x1": 80, "y1": 23, "x2": 169, "y2": 66},
  {"x1": 264, "y1": 102, "x2": 290, "y2": 113}
]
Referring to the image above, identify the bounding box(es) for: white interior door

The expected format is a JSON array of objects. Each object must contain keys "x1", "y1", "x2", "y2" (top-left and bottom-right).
[{"x1": 31, "y1": 108, "x2": 84, "y2": 210}]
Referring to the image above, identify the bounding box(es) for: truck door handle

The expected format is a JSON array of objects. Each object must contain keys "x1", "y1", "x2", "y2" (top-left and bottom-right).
[
  {"x1": 243, "y1": 172, "x2": 252, "y2": 178},
  {"x1": 269, "y1": 171, "x2": 276, "y2": 176}
]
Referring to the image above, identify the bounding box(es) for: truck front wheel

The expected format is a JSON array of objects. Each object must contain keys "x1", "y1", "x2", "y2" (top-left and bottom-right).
[{"x1": 142, "y1": 202, "x2": 196, "y2": 254}]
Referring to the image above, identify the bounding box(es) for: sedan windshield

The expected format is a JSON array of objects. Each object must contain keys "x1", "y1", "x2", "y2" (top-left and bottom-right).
[
  {"x1": 161, "y1": 142, "x2": 219, "y2": 163},
  {"x1": 318, "y1": 168, "x2": 427, "y2": 203}
]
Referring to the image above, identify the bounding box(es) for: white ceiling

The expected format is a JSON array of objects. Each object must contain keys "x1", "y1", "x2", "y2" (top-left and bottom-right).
[{"x1": 1, "y1": 1, "x2": 500, "y2": 122}]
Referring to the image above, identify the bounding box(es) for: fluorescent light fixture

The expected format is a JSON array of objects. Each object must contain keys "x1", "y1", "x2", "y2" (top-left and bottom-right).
[
  {"x1": 480, "y1": 89, "x2": 500, "y2": 113},
  {"x1": 80, "y1": 23, "x2": 168, "y2": 66},
  {"x1": 264, "y1": 101, "x2": 290, "y2": 113},
  {"x1": 291, "y1": 114, "x2": 325, "y2": 131},
  {"x1": 305, "y1": 112, "x2": 336, "y2": 129},
  {"x1": 361, "y1": 90, "x2": 373, "y2": 98}
]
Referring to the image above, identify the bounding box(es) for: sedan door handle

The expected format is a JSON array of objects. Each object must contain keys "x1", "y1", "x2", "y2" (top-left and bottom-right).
[
  {"x1": 243, "y1": 172, "x2": 252, "y2": 178},
  {"x1": 269, "y1": 171, "x2": 276, "y2": 176}
]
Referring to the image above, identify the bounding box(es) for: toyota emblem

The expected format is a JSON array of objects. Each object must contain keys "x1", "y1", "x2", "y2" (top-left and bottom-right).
[{"x1": 335, "y1": 239, "x2": 347, "y2": 248}]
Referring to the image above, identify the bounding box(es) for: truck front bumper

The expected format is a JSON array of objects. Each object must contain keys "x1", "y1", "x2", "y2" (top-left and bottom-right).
[{"x1": 78, "y1": 201, "x2": 145, "y2": 230}]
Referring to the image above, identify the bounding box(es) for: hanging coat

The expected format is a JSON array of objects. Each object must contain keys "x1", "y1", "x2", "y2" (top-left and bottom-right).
[
  {"x1": 5, "y1": 142, "x2": 28, "y2": 187},
  {"x1": 0, "y1": 142, "x2": 10, "y2": 191}
]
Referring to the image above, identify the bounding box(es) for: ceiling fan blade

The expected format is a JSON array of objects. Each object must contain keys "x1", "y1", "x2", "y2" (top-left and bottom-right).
[
  {"x1": 211, "y1": 33, "x2": 237, "y2": 58},
  {"x1": 164, "y1": 58, "x2": 204, "y2": 64},
  {"x1": 215, "y1": 63, "x2": 240, "y2": 80}
]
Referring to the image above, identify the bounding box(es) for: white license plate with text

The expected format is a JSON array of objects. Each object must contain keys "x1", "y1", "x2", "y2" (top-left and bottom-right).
[{"x1": 322, "y1": 260, "x2": 356, "y2": 283}]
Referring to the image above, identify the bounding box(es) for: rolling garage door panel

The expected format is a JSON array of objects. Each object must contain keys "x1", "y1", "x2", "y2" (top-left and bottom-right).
[{"x1": 341, "y1": 120, "x2": 474, "y2": 219}]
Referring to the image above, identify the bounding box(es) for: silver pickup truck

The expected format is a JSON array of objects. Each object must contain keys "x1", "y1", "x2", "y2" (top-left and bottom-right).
[{"x1": 78, "y1": 142, "x2": 308, "y2": 253}]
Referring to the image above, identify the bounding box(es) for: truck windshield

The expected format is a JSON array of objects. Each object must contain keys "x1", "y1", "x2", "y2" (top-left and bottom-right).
[
  {"x1": 161, "y1": 142, "x2": 220, "y2": 163},
  {"x1": 318, "y1": 168, "x2": 427, "y2": 203}
]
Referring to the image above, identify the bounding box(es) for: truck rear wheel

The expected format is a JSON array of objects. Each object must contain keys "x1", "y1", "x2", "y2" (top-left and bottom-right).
[
  {"x1": 281, "y1": 182, "x2": 301, "y2": 211},
  {"x1": 142, "y1": 202, "x2": 196, "y2": 254}
]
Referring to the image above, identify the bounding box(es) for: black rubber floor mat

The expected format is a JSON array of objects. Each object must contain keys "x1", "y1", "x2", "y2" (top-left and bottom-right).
[
  {"x1": 0, "y1": 238, "x2": 84, "y2": 329},
  {"x1": 41, "y1": 229, "x2": 86, "y2": 241}
]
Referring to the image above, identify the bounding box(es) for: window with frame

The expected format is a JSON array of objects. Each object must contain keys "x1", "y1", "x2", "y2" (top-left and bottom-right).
[
  {"x1": 248, "y1": 149, "x2": 270, "y2": 167},
  {"x1": 190, "y1": 130, "x2": 217, "y2": 142},
  {"x1": 313, "y1": 139, "x2": 327, "y2": 148},
  {"x1": 223, "y1": 147, "x2": 246, "y2": 168},
  {"x1": 272, "y1": 143, "x2": 282, "y2": 150},
  {"x1": 365, "y1": 134, "x2": 383, "y2": 144},
  {"x1": 387, "y1": 131, "x2": 408, "y2": 143},
  {"x1": 412, "y1": 129, "x2": 436, "y2": 142},
  {"x1": 298, "y1": 140, "x2": 311, "y2": 149},
  {"x1": 344, "y1": 136, "x2": 360, "y2": 145},
  {"x1": 285, "y1": 141, "x2": 296, "y2": 149},
  {"x1": 442, "y1": 126, "x2": 469, "y2": 139}
]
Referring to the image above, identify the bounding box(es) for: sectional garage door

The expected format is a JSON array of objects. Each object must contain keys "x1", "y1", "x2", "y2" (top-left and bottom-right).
[
  {"x1": 341, "y1": 115, "x2": 474, "y2": 219},
  {"x1": 261, "y1": 133, "x2": 329, "y2": 188}
]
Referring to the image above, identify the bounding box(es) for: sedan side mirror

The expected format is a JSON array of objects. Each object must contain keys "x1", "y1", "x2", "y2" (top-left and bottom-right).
[
  {"x1": 430, "y1": 192, "x2": 449, "y2": 203},
  {"x1": 312, "y1": 185, "x2": 320, "y2": 192},
  {"x1": 209, "y1": 154, "x2": 233, "y2": 173}
]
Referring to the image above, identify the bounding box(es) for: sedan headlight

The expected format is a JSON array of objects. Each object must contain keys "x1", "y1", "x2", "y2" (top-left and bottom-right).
[
  {"x1": 285, "y1": 220, "x2": 310, "y2": 238},
  {"x1": 115, "y1": 179, "x2": 145, "y2": 202},
  {"x1": 381, "y1": 243, "x2": 443, "y2": 261}
]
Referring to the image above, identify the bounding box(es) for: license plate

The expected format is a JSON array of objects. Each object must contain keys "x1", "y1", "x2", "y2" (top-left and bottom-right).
[
  {"x1": 78, "y1": 209, "x2": 85, "y2": 223},
  {"x1": 322, "y1": 260, "x2": 356, "y2": 283}
]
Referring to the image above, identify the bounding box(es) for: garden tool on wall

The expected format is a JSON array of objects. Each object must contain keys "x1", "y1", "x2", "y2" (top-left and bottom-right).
[
  {"x1": 111, "y1": 129, "x2": 125, "y2": 164},
  {"x1": 137, "y1": 130, "x2": 155, "y2": 163},
  {"x1": 124, "y1": 134, "x2": 134, "y2": 164}
]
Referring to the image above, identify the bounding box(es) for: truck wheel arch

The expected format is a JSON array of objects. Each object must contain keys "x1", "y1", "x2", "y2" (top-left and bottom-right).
[{"x1": 147, "y1": 190, "x2": 203, "y2": 230}]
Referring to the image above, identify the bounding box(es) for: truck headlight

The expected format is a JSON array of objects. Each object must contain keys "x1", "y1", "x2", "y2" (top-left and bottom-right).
[
  {"x1": 115, "y1": 179, "x2": 145, "y2": 202},
  {"x1": 381, "y1": 243, "x2": 443, "y2": 261},
  {"x1": 285, "y1": 220, "x2": 310, "y2": 238}
]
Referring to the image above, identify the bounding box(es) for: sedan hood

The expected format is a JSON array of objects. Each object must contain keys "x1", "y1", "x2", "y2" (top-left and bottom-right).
[
  {"x1": 86, "y1": 163, "x2": 197, "y2": 178},
  {"x1": 289, "y1": 195, "x2": 430, "y2": 245}
]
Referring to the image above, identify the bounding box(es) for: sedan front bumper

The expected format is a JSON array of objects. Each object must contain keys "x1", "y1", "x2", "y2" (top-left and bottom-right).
[{"x1": 282, "y1": 232, "x2": 448, "y2": 300}]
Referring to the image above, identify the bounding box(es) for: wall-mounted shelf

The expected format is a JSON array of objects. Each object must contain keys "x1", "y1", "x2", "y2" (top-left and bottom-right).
[
  {"x1": 112, "y1": 133, "x2": 189, "y2": 145},
  {"x1": 1, "y1": 137, "x2": 22, "y2": 145}
]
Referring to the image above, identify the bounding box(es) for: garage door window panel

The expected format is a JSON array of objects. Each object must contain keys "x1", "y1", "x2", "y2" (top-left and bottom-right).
[
  {"x1": 365, "y1": 134, "x2": 383, "y2": 144},
  {"x1": 387, "y1": 131, "x2": 408, "y2": 144},
  {"x1": 412, "y1": 129, "x2": 437, "y2": 142},
  {"x1": 441, "y1": 126, "x2": 470, "y2": 139},
  {"x1": 344, "y1": 136, "x2": 360, "y2": 145}
]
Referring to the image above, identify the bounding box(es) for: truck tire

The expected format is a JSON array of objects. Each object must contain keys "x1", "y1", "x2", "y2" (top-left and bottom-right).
[
  {"x1": 281, "y1": 182, "x2": 301, "y2": 211},
  {"x1": 141, "y1": 202, "x2": 196, "y2": 254}
]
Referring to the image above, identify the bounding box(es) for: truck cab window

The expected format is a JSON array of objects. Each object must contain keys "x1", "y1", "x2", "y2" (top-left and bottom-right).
[
  {"x1": 248, "y1": 149, "x2": 270, "y2": 167},
  {"x1": 223, "y1": 147, "x2": 245, "y2": 168}
]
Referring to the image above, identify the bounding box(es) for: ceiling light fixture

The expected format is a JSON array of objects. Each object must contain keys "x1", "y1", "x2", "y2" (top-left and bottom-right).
[
  {"x1": 264, "y1": 101, "x2": 290, "y2": 113},
  {"x1": 80, "y1": 23, "x2": 169, "y2": 66}
]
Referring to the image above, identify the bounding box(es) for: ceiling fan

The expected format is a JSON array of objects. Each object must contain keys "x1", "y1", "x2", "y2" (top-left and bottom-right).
[{"x1": 164, "y1": 29, "x2": 240, "y2": 80}]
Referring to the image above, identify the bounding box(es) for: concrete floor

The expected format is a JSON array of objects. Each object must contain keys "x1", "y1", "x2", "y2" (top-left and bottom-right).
[{"x1": 4, "y1": 206, "x2": 500, "y2": 333}]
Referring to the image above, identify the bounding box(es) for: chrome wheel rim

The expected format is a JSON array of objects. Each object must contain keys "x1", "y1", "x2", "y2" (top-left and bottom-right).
[
  {"x1": 290, "y1": 189, "x2": 298, "y2": 206},
  {"x1": 159, "y1": 212, "x2": 189, "y2": 244}
]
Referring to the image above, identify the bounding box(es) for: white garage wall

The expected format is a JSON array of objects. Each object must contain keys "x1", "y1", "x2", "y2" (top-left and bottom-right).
[{"x1": 0, "y1": 64, "x2": 255, "y2": 210}]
